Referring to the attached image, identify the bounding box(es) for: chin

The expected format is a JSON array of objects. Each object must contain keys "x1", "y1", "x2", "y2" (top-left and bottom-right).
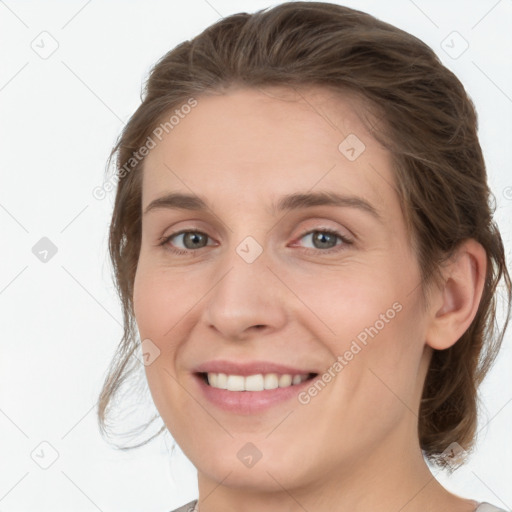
[{"x1": 188, "y1": 434, "x2": 321, "y2": 494}]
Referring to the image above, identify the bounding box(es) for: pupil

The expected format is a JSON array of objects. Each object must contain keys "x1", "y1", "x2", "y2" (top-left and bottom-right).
[{"x1": 185, "y1": 232, "x2": 204, "y2": 249}]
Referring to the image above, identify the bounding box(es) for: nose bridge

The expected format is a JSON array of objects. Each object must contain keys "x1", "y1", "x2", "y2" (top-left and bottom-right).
[{"x1": 202, "y1": 236, "x2": 287, "y2": 338}]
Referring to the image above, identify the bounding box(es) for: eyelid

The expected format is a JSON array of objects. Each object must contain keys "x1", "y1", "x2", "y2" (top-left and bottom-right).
[
  {"x1": 293, "y1": 225, "x2": 354, "y2": 244},
  {"x1": 289, "y1": 227, "x2": 353, "y2": 254},
  {"x1": 157, "y1": 229, "x2": 217, "y2": 249}
]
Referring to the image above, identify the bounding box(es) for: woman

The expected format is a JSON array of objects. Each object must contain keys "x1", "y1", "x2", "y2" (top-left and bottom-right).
[{"x1": 97, "y1": 2, "x2": 511, "y2": 511}]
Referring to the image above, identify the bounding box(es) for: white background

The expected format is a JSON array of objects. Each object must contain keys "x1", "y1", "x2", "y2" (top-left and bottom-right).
[{"x1": 0, "y1": 1, "x2": 511, "y2": 511}]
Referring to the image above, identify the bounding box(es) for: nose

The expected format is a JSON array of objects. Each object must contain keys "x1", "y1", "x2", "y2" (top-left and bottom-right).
[{"x1": 202, "y1": 249, "x2": 288, "y2": 341}]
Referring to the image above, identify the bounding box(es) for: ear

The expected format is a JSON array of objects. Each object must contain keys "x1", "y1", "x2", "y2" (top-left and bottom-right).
[{"x1": 425, "y1": 239, "x2": 487, "y2": 350}]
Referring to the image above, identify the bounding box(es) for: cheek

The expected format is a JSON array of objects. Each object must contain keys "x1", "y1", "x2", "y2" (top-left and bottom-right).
[
  {"x1": 133, "y1": 261, "x2": 191, "y2": 344},
  {"x1": 287, "y1": 262, "x2": 405, "y2": 349},
  {"x1": 291, "y1": 258, "x2": 425, "y2": 400},
  {"x1": 133, "y1": 264, "x2": 192, "y2": 425},
  {"x1": 333, "y1": 290, "x2": 426, "y2": 423}
]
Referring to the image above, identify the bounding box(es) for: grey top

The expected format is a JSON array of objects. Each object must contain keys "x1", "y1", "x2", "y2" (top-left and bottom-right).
[
  {"x1": 169, "y1": 500, "x2": 507, "y2": 511},
  {"x1": 170, "y1": 501, "x2": 197, "y2": 512}
]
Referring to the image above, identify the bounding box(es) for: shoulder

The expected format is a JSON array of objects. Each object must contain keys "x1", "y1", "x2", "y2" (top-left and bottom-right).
[
  {"x1": 168, "y1": 499, "x2": 198, "y2": 512},
  {"x1": 167, "y1": 500, "x2": 510, "y2": 512},
  {"x1": 475, "y1": 503, "x2": 509, "y2": 512}
]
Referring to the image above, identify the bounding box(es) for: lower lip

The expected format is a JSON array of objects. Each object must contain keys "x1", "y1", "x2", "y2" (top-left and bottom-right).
[{"x1": 193, "y1": 374, "x2": 315, "y2": 414}]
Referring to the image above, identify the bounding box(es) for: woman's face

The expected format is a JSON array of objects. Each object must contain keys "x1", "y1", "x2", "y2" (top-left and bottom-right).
[{"x1": 133, "y1": 86, "x2": 431, "y2": 493}]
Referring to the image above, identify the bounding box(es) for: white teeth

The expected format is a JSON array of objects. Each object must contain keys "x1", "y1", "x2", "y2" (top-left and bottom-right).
[
  {"x1": 264, "y1": 373, "x2": 279, "y2": 389},
  {"x1": 206, "y1": 372, "x2": 310, "y2": 391},
  {"x1": 226, "y1": 375, "x2": 245, "y2": 391},
  {"x1": 208, "y1": 373, "x2": 218, "y2": 387},
  {"x1": 217, "y1": 373, "x2": 227, "y2": 388},
  {"x1": 245, "y1": 374, "x2": 264, "y2": 391},
  {"x1": 278, "y1": 374, "x2": 292, "y2": 387}
]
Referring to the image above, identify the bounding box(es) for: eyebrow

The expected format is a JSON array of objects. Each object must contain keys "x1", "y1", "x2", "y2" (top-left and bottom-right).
[{"x1": 143, "y1": 191, "x2": 382, "y2": 221}]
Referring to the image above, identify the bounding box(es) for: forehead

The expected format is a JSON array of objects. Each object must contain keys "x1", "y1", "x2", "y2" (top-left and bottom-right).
[{"x1": 141, "y1": 86, "x2": 396, "y2": 214}]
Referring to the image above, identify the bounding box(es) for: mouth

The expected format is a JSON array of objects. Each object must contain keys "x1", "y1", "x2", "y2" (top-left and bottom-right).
[
  {"x1": 197, "y1": 371, "x2": 318, "y2": 391},
  {"x1": 192, "y1": 363, "x2": 320, "y2": 414}
]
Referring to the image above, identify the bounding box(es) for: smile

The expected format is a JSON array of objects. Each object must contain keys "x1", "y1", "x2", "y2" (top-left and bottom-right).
[
  {"x1": 194, "y1": 368, "x2": 319, "y2": 414},
  {"x1": 202, "y1": 372, "x2": 315, "y2": 391}
]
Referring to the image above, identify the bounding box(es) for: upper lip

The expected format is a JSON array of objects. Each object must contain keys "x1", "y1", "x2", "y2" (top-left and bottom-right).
[{"x1": 193, "y1": 360, "x2": 319, "y2": 376}]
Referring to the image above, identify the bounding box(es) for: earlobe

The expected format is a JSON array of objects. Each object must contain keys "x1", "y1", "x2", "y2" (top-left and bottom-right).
[{"x1": 426, "y1": 239, "x2": 487, "y2": 351}]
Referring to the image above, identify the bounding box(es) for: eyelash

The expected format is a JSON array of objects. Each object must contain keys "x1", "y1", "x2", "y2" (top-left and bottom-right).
[{"x1": 157, "y1": 227, "x2": 353, "y2": 257}]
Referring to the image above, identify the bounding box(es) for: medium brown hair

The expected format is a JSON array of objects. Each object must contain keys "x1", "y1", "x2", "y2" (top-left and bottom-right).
[{"x1": 97, "y1": 1, "x2": 511, "y2": 465}]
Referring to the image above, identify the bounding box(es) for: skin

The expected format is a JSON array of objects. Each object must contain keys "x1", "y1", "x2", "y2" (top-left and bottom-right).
[{"x1": 133, "y1": 85, "x2": 487, "y2": 512}]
